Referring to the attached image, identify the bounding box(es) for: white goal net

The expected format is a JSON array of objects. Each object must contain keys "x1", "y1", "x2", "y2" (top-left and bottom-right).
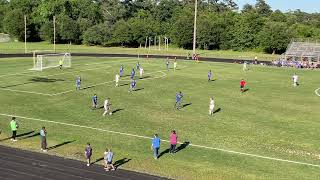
[{"x1": 31, "y1": 53, "x2": 71, "y2": 71}]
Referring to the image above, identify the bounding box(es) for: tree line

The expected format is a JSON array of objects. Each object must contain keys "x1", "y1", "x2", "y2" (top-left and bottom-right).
[{"x1": 0, "y1": 0, "x2": 320, "y2": 54}]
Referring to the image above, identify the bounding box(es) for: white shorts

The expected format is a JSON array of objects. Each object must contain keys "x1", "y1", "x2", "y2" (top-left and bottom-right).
[{"x1": 209, "y1": 105, "x2": 214, "y2": 110}]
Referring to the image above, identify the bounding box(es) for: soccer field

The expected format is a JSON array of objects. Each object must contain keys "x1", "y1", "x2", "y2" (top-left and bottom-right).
[{"x1": 0, "y1": 57, "x2": 319, "y2": 179}]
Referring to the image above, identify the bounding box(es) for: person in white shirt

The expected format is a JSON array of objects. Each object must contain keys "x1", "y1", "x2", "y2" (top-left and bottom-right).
[
  {"x1": 173, "y1": 58, "x2": 177, "y2": 71},
  {"x1": 243, "y1": 61, "x2": 248, "y2": 71},
  {"x1": 209, "y1": 97, "x2": 215, "y2": 115},
  {"x1": 139, "y1": 67, "x2": 144, "y2": 79},
  {"x1": 292, "y1": 73, "x2": 299, "y2": 87},
  {"x1": 103, "y1": 98, "x2": 111, "y2": 116},
  {"x1": 115, "y1": 74, "x2": 120, "y2": 87}
]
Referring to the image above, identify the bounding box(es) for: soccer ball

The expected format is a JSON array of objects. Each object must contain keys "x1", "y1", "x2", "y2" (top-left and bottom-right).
[{"x1": 109, "y1": 112, "x2": 112, "y2": 115}]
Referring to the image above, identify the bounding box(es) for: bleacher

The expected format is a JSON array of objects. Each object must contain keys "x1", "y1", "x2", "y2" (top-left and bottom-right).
[{"x1": 276, "y1": 39, "x2": 320, "y2": 68}]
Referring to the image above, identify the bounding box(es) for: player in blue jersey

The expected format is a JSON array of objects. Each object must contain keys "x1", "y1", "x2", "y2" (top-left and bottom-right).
[
  {"x1": 136, "y1": 62, "x2": 140, "y2": 70},
  {"x1": 92, "y1": 94, "x2": 98, "y2": 109},
  {"x1": 208, "y1": 70, "x2": 212, "y2": 82},
  {"x1": 120, "y1": 65, "x2": 124, "y2": 77},
  {"x1": 76, "y1": 76, "x2": 81, "y2": 90},
  {"x1": 131, "y1": 68, "x2": 135, "y2": 79},
  {"x1": 129, "y1": 79, "x2": 137, "y2": 92},
  {"x1": 174, "y1": 91, "x2": 183, "y2": 110}
]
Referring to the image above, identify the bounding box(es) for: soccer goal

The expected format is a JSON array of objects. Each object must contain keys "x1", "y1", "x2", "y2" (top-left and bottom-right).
[{"x1": 31, "y1": 53, "x2": 71, "y2": 71}]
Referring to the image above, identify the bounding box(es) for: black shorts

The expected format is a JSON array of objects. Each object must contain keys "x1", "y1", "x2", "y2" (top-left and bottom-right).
[{"x1": 240, "y1": 85, "x2": 244, "y2": 88}]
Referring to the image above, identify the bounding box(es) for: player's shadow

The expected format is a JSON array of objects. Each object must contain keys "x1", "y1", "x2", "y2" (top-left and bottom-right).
[
  {"x1": 30, "y1": 77, "x2": 65, "y2": 83},
  {"x1": 158, "y1": 148, "x2": 170, "y2": 159},
  {"x1": 134, "y1": 88, "x2": 144, "y2": 92},
  {"x1": 212, "y1": 108, "x2": 221, "y2": 114},
  {"x1": 119, "y1": 83, "x2": 129, "y2": 87},
  {"x1": 243, "y1": 88, "x2": 250, "y2": 92},
  {"x1": 175, "y1": 141, "x2": 190, "y2": 153},
  {"x1": 91, "y1": 157, "x2": 104, "y2": 165},
  {"x1": 20, "y1": 132, "x2": 40, "y2": 140},
  {"x1": 139, "y1": 76, "x2": 150, "y2": 79},
  {"x1": 47, "y1": 140, "x2": 76, "y2": 150},
  {"x1": 1, "y1": 81, "x2": 35, "y2": 88},
  {"x1": 114, "y1": 158, "x2": 131, "y2": 168},
  {"x1": 182, "y1": 103, "x2": 192, "y2": 108},
  {"x1": 112, "y1": 108, "x2": 124, "y2": 114},
  {"x1": 0, "y1": 130, "x2": 35, "y2": 142}
]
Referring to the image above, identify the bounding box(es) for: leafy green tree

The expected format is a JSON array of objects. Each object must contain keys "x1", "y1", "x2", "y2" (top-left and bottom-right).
[
  {"x1": 112, "y1": 19, "x2": 132, "y2": 46},
  {"x1": 0, "y1": 0, "x2": 9, "y2": 32},
  {"x1": 3, "y1": 9, "x2": 25, "y2": 41},
  {"x1": 259, "y1": 21, "x2": 292, "y2": 54},
  {"x1": 197, "y1": 12, "x2": 225, "y2": 49},
  {"x1": 57, "y1": 15, "x2": 81, "y2": 43},
  {"x1": 241, "y1": 3, "x2": 254, "y2": 14},
  {"x1": 83, "y1": 23, "x2": 112, "y2": 45},
  {"x1": 255, "y1": 0, "x2": 272, "y2": 17},
  {"x1": 170, "y1": 7, "x2": 193, "y2": 49},
  {"x1": 230, "y1": 12, "x2": 265, "y2": 50}
]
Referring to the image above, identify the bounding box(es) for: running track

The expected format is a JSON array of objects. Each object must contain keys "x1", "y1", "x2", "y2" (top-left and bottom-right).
[{"x1": 0, "y1": 145, "x2": 166, "y2": 180}]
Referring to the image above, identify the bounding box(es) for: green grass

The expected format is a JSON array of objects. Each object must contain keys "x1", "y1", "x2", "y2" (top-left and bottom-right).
[
  {"x1": 0, "y1": 56, "x2": 319, "y2": 179},
  {"x1": 0, "y1": 41, "x2": 279, "y2": 61}
]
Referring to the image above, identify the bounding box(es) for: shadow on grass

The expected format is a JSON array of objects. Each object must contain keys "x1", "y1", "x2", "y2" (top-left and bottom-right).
[
  {"x1": 119, "y1": 83, "x2": 129, "y2": 87},
  {"x1": 112, "y1": 108, "x2": 124, "y2": 114},
  {"x1": 114, "y1": 158, "x2": 131, "y2": 168},
  {"x1": 0, "y1": 131, "x2": 35, "y2": 142},
  {"x1": 48, "y1": 140, "x2": 76, "y2": 150},
  {"x1": 243, "y1": 88, "x2": 249, "y2": 93},
  {"x1": 20, "y1": 132, "x2": 40, "y2": 140},
  {"x1": 182, "y1": 103, "x2": 192, "y2": 108},
  {"x1": 175, "y1": 141, "x2": 190, "y2": 153},
  {"x1": 158, "y1": 148, "x2": 170, "y2": 159},
  {"x1": 139, "y1": 76, "x2": 150, "y2": 79},
  {"x1": 30, "y1": 77, "x2": 65, "y2": 83},
  {"x1": 91, "y1": 157, "x2": 104, "y2": 165},
  {"x1": 212, "y1": 108, "x2": 221, "y2": 114},
  {"x1": 134, "y1": 88, "x2": 144, "y2": 92}
]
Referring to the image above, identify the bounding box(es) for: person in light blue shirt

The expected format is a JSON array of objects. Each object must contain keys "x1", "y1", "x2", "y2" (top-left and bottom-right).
[
  {"x1": 151, "y1": 134, "x2": 161, "y2": 159},
  {"x1": 174, "y1": 91, "x2": 183, "y2": 110},
  {"x1": 104, "y1": 148, "x2": 115, "y2": 171},
  {"x1": 208, "y1": 70, "x2": 212, "y2": 82},
  {"x1": 40, "y1": 127, "x2": 47, "y2": 152},
  {"x1": 76, "y1": 76, "x2": 81, "y2": 90},
  {"x1": 120, "y1": 65, "x2": 124, "y2": 77}
]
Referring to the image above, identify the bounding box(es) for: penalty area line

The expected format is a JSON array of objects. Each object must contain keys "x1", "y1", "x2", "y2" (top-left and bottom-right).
[{"x1": 0, "y1": 113, "x2": 319, "y2": 168}]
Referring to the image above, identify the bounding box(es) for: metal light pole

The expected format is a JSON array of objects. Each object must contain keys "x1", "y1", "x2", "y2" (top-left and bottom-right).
[
  {"x1": 24, "y1": 15, "x2": 27, "y2": 53},
  {"x1": 192, "y1": 0, "x2": 198, "y2": 57},
  {"x1": 53, "y1": 16, "x2": 56, "y2": 52}
]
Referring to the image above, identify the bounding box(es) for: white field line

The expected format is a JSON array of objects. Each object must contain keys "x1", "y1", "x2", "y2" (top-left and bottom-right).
[
  {"x1": 315, "y1": 88, "x2": 320, "y2": 97},
  {"x1": 0, "y1": 88, "x2": 53, "y2": 96},
  {"x1": 52, "y1": 71, "x2": 167, "y2": 96},
  {"x1": 0, "y1": 59, "x2": 135, "y2": 78},
  {"x1": 21, "y1": 66, "x2": 112, "y2": 78},
  {"x1": 0, "y1": 60, "x2": 151, "y2": 96},
  {"x1": 0, "y1": 113, "x2": 319, "y2": 168}
]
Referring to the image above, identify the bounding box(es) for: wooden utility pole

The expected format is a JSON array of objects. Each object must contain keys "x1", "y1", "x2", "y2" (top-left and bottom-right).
[
  {"x1": 24, "y1": 15, "x2": 27, "y2": 53},
  {"x1": 192, "y1": 0, "x2": 198, "y2": 57},
  {"x1": 53, "y1": 16, "x2": 56, "y2": 52}
]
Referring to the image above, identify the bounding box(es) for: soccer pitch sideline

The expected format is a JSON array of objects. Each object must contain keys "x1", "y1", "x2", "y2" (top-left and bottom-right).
[{"x1": 0, "y1": 57, "x2": 319, "y2": 179}]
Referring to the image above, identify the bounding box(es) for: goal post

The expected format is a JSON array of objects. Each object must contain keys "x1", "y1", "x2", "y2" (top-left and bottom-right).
[{"x1": 31, "y1": 53, "x2": 71, "y2": 71}]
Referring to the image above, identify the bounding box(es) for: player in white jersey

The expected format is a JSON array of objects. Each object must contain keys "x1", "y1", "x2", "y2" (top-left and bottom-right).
[
  {"x1": 243, "y1": 61, "x2": 248, "y2": 71},
  {"x1": 103, "y1": 98, "x2": 111, "y2": 116},
  {"x1": 139, "y1": 67, "x2": 144, "y2": 79},
  {"x1": 209, "y1": 97, "x2": 215, "y2": 115},
  {"x1": 115, "y1": 74, "x2": 120, "y2": 87},
  {"x1": 292, "y1": 73, "x2": 299, "y2": 87},
  {"x1": 173, "y1": 57, "x2": 177, "y2": 71}
]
